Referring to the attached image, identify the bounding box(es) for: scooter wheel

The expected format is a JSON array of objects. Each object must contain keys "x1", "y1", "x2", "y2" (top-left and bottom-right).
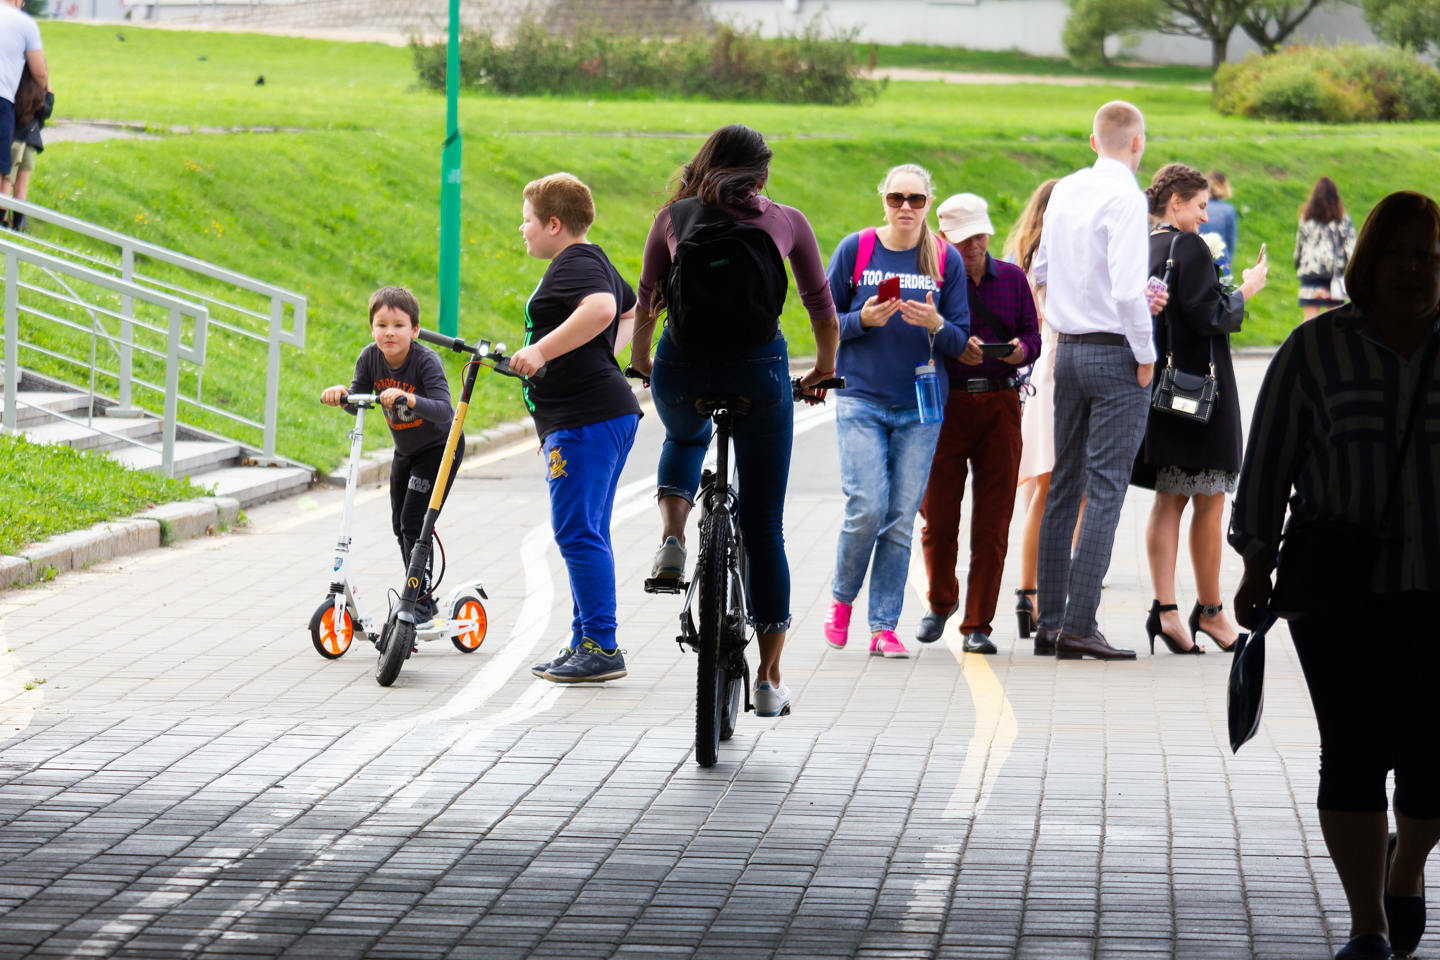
[
  {"x1": 450, "y1": 595, "x2": 488, "y2": 653},
  {"x1": 309, "y1": 598, "x2": 354, "y2": 659}
]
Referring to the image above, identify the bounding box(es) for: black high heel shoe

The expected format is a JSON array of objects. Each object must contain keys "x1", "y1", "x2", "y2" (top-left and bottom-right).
[
  {"x1": 1189, "y1": 602, "x2": 1237, "y2": 652},
  {"x1": 1147, "y1": 600, "x2": 1203, "y2": 655},
  {"x1": 1015, "y1": 589, "x2": 1036, "y2": 639}
]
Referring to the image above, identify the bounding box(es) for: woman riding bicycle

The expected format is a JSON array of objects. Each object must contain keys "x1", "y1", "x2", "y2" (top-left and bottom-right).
[{"x1": 630, "y1": 123, "x2": 840, "y2": 719}]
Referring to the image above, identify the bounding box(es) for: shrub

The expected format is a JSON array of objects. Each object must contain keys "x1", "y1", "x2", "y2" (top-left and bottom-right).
[
  {"x1": 1214, "y1": 43, "x2": 1440, "y2": 122},
  {"x1": 411, "y1": 16, "x2": 881, "y2": 105}
]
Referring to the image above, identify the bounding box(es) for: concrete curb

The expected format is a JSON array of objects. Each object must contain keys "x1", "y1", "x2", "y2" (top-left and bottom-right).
[{"x1": 1, "y1": 496, "x2": 241, "y2": 592}]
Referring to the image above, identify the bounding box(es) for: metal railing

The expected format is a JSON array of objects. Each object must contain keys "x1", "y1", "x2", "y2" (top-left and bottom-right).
[
  {"x1": 0, "y1": 195, "x2": 306, "y2": 462},
  {"x1": 3, "y1": 240, "x2": 210, "y2": 477}
]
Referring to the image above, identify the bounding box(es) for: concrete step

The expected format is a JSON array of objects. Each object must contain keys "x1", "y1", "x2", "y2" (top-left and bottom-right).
[
  {"x1": 20, "y1": 416, "x2": 161, "y2": 452},
  {"x1": 7, "y1": 390, "x2": 92, "y2": 428},
  {"x1": 108, "y1": 439, "x2": 244, "y2": 478},
  {"x1": 201, "y1": 463, "x2": 313, "y2": 508}
]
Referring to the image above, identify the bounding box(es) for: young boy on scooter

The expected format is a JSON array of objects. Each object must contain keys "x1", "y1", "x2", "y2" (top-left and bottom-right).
[
  {"x1": 320, "y1": 286, "x2": 461, "y2": 624},
  {"x1": 508, "y1": 172, "x2": 640, "y2": 684}
]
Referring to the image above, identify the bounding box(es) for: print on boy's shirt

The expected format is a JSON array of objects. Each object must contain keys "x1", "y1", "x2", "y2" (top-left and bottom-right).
[
  {"x1": 858, "y1": 269, "x2": 940, "y2": 293},
  {"x1": 374, "y1": 376, "x2": 420, "y2": 429}
]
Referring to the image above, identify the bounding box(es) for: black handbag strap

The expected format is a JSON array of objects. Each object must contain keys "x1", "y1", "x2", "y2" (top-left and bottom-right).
[
  {"x1": 1377, "y1": 327, "x2": 1440, "y2": 533},
  {"x1": 1155, "y1": 229, "x2": 1215, "y2": 374}
]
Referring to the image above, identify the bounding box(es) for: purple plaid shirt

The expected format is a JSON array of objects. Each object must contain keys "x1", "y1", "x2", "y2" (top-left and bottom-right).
[{"x1": 946, "y1": 252, "x2": 1042, "y2": 384}]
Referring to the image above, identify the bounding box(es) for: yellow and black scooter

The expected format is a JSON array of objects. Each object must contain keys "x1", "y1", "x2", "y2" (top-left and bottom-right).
[{"x1": 374, "y1": 328, "x2": 542, "y2": 687}]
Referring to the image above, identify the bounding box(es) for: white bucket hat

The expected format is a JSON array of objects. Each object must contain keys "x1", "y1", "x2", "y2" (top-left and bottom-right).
[{"x1": 937, "y1": 193, "x2": 995, "y2": 244}]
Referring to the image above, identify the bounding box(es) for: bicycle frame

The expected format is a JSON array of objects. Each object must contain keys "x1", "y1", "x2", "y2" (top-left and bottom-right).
[{"x1": 678, "y1": 406, "x2": 751, "y2": 655}]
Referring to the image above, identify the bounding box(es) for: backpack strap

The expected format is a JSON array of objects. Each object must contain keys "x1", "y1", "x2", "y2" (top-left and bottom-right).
[
  {"x1": 851, "y1": 227, "x2": 949, "y2": 291},
  {"x1": 668, "y1": 197, "x2": 703, "y2": 244},
  {"x1": 851, "y1": 228, "x2": 877, "y2": 290}
]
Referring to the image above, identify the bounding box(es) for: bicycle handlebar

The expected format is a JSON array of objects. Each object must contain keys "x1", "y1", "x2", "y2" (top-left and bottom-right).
[
  {"x1": 416, "y1": 327, "x2": 544, "y2": 380},
  {"x1": 624, "y1": 366, "x2": 846, "y2": 404}
]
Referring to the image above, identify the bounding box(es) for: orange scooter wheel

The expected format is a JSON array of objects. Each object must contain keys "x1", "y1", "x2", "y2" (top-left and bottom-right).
[
  {"x1": 451, "y1": 596, "x2": 488, "y2": 653},
  {"x1": 309, "y1": 598, "x2": 355, "y2": 659}
]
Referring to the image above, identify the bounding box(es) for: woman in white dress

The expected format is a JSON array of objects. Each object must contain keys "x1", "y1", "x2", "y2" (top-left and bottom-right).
[{"x1": 1004, "y1": 179, "x2": 1062, "y2": 641}]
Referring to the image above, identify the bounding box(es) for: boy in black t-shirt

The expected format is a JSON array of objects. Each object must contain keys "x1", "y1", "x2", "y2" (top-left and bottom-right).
[
  {"x1": 509, "y1": 173, "x2": 641, "y2": 683},
  {"x1": 320, "y1": 286, "x2": 462, "y2": 622}
]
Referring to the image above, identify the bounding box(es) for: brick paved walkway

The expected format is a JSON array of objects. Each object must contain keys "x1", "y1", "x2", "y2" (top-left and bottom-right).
[{"x1": 0, "y1": 355, "x2": 1401, "y2": 959}]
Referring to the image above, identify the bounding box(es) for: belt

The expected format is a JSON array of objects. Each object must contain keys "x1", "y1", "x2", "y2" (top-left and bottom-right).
[
  {"x1": 1058, "y1": 332, "x2": 1127, "y2": 346},
  {"x1": 963, "y1": 377, "x2": 1016, "y2": 393}
]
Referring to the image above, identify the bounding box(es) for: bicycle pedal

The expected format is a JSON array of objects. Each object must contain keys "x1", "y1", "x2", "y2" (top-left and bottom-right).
[{"x1": 644, "y1": 576, "x2": 688, "y2": 594}]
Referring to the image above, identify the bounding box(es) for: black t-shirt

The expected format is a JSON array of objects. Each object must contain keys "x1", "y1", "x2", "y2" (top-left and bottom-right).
[
  {"x1": 345, "y1": 341, "x2": 453, "y2": 456},
  {"x1": 523, "y1": 243, "x2": 642, "y2": 440}
]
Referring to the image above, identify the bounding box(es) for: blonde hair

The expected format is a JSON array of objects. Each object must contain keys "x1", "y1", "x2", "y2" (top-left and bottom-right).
[
  {"x1": 879, "y1": 163, "x2": 942, "y2": 283},
  {"x1": 1093, "y1": 100, "x2": 1144, "y2": 155},
  {"x1": 1207, "y1": 171, "x2": 1232, "y2": 200},
  {"x1": 1002, "y1": 178, "x2": 1059, "y2": 276}
]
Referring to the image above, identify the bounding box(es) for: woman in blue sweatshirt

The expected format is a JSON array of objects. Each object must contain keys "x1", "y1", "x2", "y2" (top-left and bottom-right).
[{"x1": 822, "y1": 163, "x2": 970, "y2": 659}]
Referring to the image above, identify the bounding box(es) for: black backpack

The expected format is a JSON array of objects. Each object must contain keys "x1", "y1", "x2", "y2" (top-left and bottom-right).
[{"x1": 663, "y1": 197, "x2": 788, "y2": 357}]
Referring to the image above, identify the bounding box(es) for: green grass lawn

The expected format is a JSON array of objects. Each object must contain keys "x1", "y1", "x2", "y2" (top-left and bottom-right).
[
  {"x1": 25, "y1": 21, "x2": 1440, "y2": 474},
  {"x1": 0, "y1": 433, "x2": 204, "y2": 556}
]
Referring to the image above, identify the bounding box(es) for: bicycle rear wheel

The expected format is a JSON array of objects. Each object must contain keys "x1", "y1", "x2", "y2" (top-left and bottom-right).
[{"x1": 695, "y1": 507, "x2": 730, "y2": 767}]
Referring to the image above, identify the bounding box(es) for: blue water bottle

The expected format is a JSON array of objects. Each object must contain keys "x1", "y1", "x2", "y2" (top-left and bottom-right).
[{"x1": 914, "y1": 363, "x2": 942, "y2": 424}]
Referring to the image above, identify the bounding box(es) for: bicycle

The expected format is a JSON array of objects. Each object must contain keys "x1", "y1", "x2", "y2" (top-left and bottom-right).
[{"x1": 633, "y1": 370, "x2": 843, "y2": 767}]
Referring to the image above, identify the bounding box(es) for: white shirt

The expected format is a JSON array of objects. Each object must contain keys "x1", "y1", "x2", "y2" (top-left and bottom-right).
[
  {"x1": 0, "y1": 5, "x2": 41, "y2": 103},
  {"x1": 1032, "y1": 156, "x2": 1156, "y2": 364}
]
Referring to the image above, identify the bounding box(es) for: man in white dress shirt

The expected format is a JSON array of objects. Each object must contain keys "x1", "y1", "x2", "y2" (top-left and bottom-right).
[{"x1": 1031, "y1": 100, "x2": 1157, "y2": 660}]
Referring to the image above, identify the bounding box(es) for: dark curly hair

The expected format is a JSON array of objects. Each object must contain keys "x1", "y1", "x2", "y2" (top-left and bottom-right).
[{"x1": 1145, "y1": 163, "x2": 1211, "y2": 218}]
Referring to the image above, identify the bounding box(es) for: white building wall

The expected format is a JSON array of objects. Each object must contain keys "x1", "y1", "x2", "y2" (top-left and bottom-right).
[{"x1": 706, "y1": 0, "x2": 1378, "y2": 66}]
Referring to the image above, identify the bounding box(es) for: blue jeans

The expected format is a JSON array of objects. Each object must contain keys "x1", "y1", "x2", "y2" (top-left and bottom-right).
[
  {"x1": 651, "y1": 333, "x2": 793, "y2": 633},
  {"x1": 832, "y1": 395, "x2": 943, "y2": 633},
  {"x1": 542, "y1": 414, "x2": 640, "y2": 651}
]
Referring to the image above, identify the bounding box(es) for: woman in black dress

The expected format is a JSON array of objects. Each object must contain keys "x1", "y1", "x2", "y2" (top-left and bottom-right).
[{"x1": 1136, "y1": 163, "x2": 1267, "y2": 653}]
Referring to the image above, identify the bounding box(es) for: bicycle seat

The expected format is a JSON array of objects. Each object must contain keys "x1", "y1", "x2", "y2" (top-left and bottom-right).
[{"x1": 694, "y1": 394, "x2": 751, "y2": 418}]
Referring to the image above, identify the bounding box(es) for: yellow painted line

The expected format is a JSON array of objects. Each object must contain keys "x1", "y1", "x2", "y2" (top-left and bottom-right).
[{"x1": 907, "y1": 525, "x2": 1018, "y2": 819}]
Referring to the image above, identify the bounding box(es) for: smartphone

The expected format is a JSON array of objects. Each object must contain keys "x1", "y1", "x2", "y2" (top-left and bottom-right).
[
  {"x1": 1145, "y1": 275, "x2": 1168, "y2": 300},
  {"x1": 1259, "y1": 242, "x2": 1268, "y2": 260},
  {"x1": 878, "y1": 276, "x2": 901, "y2": 302},
  {"x1": 979, "y1": 342, "x2": 1013, "y2": 359}
]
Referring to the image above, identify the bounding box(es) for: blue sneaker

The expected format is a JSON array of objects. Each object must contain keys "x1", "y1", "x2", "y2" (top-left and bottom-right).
[
  {"x1": 543, "y1": 638, "x2": 626, "y2": 683},
  {"x1": 531, "y1": 646, "x2": 574, "y2": 679}
]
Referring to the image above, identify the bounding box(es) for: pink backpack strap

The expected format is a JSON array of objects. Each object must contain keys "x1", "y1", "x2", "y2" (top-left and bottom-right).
[
  {"x1": 934, "y1": 234, "x2": 947, "y2": 286},
  {"x1": 851, "y1": 227, "x2": 877, "y2": 289}
]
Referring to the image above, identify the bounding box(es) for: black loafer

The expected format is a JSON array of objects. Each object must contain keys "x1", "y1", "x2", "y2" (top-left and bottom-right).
[
  {"x1": 1336, "y1": 933, "x2": 1392, "y2": 960},
  {"x1": 962, "y1": 632, "x2": 997, "y2": 654}
]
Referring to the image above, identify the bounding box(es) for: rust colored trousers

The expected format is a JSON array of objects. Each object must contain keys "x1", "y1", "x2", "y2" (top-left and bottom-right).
[{"x1": 919, "y1": 388, "x2": 1024, "y2": 637}]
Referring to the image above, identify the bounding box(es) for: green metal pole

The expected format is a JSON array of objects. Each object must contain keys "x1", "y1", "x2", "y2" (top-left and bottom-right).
[{"x1": 437, "y1": 0, "x2": 462, "y2": 337}]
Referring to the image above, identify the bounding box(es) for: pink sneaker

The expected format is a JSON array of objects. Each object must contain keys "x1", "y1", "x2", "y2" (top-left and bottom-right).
[
  {"x1": 823, "y1": 600, "x2": 852, "y2": 649},
  {"x1": 870, "y1": 629, "x2": 910, "y2": 659}
]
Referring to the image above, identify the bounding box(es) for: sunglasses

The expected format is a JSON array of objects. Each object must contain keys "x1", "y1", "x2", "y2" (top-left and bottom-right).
[{"x1": 884, "y1": 192, "x2": 929, "y2": 209}]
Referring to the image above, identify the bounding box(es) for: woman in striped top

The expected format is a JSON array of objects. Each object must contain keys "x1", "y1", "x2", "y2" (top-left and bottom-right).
[{"x1": 1231, "y1": 191, "x2": 1440, "y2": 960}]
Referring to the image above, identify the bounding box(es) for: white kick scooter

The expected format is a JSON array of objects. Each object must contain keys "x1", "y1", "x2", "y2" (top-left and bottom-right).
[{"x1": 308, "y1": 394, "x2": 488, "y2": 661}]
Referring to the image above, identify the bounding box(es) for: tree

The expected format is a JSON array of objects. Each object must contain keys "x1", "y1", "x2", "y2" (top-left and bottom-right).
[
  {"x1": 1152, "y1": 0, "x2": 1251, "y2": 72},
  {"x1": 1063, "y1": 0, "x2": 1165, "y2": 65},
  {"x1": 1240, "y1": 0, "x2": 1331, "y2": 52},
  {"x1": 1362, "y1": 0, "x2": 1440, "y2": 54}
]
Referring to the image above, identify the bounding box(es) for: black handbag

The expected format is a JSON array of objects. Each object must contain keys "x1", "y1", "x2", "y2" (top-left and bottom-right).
[
  {"x1": 1268, "y1": 331, "x2": 1438, "y2": 618},
  {"x1": 1151, "y1": 232, "x2": 1218, "y2": 424},
  {"x1": 1227, "y1": 609, "x2": 1276, "y2": 753}
]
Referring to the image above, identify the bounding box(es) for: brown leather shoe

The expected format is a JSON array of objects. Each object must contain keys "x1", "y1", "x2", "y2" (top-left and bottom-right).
[
  {"x1": 1034, "y1": 628, "x2": 1058, "y2": 656},
  {"x1": 1056, "y1": 631, "x2": 1137, "y2": 660}
]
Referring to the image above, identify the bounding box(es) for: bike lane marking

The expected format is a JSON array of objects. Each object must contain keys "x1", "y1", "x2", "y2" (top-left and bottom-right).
[{"x1": 906, "y1": 541, "x2": 1018, "y2": 820}]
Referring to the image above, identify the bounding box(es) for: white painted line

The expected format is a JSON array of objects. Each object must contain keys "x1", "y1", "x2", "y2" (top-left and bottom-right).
[{"x1": 906, "y1": 525, "x2": 1017, "y2": 820}]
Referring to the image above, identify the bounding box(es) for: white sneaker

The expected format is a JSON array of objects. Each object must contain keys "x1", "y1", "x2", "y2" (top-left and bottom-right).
[
  {"x1": 651, "y1": 536, "x2": 686, "y2": 579},
  {"x1": 754, "y1": 680, "x2": 792, "y2": 717}
]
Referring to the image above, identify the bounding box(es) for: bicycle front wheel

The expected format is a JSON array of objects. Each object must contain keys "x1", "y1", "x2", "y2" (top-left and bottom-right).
[{"x1": 695, "y1": 507, "x2": 730, "y2": 767}]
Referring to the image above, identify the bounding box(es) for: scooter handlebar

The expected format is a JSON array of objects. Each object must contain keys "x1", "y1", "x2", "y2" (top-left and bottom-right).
[
  {"x1": 415, "y1": 328, "x2": 545, "y2": 379},
  {"x1": 345, "y1": 393, "x2": 409, "y2": 409}
]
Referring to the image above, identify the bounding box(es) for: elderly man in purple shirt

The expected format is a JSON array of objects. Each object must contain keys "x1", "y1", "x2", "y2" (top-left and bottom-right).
[{"x1": 917, "y1": 193, "x2": 1041, "y2": 653}]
